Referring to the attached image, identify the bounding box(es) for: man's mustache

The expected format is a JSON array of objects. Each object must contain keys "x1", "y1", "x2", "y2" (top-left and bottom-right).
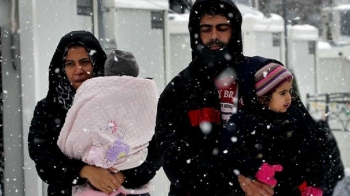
[{"x1": 205, "y1": 39, "x2": 226, "y2": 48}]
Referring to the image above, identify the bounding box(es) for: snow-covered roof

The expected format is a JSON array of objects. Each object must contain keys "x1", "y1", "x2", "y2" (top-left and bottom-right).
[
  {"x1": 236, "y1": 3, "x2": 264, "y2": 17},
  {"x1": 322, "y1": 4, "x2": 350, "y2": 11},
  {"x1": 168, "y1": 13, "x2": 189, "y2": 34},
  {"x1": 288, "y1": 25, "x2": 319, "y2": 41},
  {"x1": 317, "y1": 41, "x2": 350, "y2": 58},
  {"x1": 168, "y1": 3, "x2": 264, "y2": 22},
  {"x1": 104, "y1": 0, "x2": 168, "y2": 10},
  {"x1": 242, "y1": 13, "x2": 284, "y2": 32},
  {"x1": 318, "y1": 41, "x2": 332, "y2": 49},
  {"x1": 336, "y1": 4, "x2": 350, "y2": 10},
  {"x1": 168, "y1": 3, "x2": 284, "y2": 33}
]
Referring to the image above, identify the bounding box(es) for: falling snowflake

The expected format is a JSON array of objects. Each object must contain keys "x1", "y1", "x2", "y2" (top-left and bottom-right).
[
  {"x1": 230, "y1": 137, "x2": 237, "y2": 143},
  {"x1": 89, "y1": 49, "x2": 96, "y2": 55},
  {"x1": 199, "y1": 121, "x2": 212, "y2": 135}
]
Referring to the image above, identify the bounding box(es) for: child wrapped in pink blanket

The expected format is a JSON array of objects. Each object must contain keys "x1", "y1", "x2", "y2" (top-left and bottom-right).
[{"x1": 57, "y1": 50, "x2": 158, "y2": 196}]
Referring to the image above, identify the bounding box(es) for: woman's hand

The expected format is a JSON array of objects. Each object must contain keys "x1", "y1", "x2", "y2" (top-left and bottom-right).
[
  {"x1": 112, "y1": 172, "x2": 125, "y2": 184},
  {"x1": 238, "y1": 175, "x2": 274, "y2": 196},
  {"x1": 80, "y1": 165, "x2": 122, "y2": 194}
]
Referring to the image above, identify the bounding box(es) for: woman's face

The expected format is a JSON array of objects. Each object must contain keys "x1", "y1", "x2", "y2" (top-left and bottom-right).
[{"x1": 64, "y1": 46, "x2": 93, "y2": 90}]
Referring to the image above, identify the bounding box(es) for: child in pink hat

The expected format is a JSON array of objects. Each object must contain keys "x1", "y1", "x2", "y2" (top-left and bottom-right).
[{"x1": 222, "y1": 59, "x2": 325, "y2": 196}]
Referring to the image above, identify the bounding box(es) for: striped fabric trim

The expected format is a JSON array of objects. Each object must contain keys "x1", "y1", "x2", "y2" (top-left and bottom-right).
[
  {"x1": 255, "y1": 66, "x2": 286, "y2": 88},
  {"x1": 254, "y1": 63, "x2": 280, "y2": 82},
  {"x1": 254, "y1": 63, "x2": 292, "y2": 97}
]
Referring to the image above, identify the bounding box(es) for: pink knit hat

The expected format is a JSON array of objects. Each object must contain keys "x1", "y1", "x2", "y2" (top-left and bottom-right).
[{"x1": 254, "y1": 63, "x2": 293, "y2": 97}]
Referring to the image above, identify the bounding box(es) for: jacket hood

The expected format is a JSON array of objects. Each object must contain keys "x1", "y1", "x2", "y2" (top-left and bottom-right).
[
  {"x1": 188, "y1": 0, "x2": 243, "y2": 62},
  {"x1": 46, "y1": 30, "x2": 106, "y2": 109},
  {"x1": 238, "y1": 56, "x2": 283, "y2": 111}
]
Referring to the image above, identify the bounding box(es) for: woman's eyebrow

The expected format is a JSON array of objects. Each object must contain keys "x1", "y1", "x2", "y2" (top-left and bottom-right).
[{"x1": 65, "y1": 57, "x2": 90, "y2": 62}]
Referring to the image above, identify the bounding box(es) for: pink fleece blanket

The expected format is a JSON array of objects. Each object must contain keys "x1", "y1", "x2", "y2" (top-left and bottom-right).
[{"x1": 57, "y1": 76, "x2": 158, "y2": 196}]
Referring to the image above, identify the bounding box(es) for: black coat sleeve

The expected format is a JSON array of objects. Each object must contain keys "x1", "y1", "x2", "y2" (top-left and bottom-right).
[
  {"x1": 221, "y1": 112, "x2": 265, "y2": 179},
  {"x1": 155, "y1": 77, "x2": 231, "y2": 194},
  {"x1": 303, "y1": 125, "x2": 326, "y2": 189},
  {"x1": 314, "y1": 120, "x2": 344, "y2": 196},
  {"x1": 28, "y1": 100, "x2": 87, "y2": 185},
  {"x1": 121, "y1": 135, "x2": 161, "y2": 189},
  {"x1": 292, "y1": 97, "x2": 344, "y2": 195}
]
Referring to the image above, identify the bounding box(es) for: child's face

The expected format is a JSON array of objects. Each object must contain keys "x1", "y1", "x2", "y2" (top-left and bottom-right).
[{"x1": 268, "y1": 80, "x2": 293, "y2": 113}]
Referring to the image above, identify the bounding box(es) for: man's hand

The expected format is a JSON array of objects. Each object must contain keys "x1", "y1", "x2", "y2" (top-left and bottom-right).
[
  {"x1": 80, "y1": 165, "x2": 122, "y2": 194},
  {"x1": 238, "y1": 175, "x2": 274, "y2": 196}
]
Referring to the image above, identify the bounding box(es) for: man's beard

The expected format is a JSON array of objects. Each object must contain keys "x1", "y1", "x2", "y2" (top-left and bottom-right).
[{"x1": 205, "y1": 39, "x2": 227, "y2": 48}]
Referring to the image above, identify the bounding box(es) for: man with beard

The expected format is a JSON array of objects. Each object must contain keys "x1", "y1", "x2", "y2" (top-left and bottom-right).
[{"x1": 155, "y1": 0, "x2": 275, "y2": 195}]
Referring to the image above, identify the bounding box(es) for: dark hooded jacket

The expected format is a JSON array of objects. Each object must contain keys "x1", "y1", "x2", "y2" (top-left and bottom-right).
[
  {"x1": 221, "y1": 56, "x2": 325, "y2": 195},
  {"x1": 313, "y1": 118, "x2": 344, "y2": 196},
  {"x1": 155, "y1": 0, "x2": 245, "y2": 195},
  {"x1": 28, "y1": 31, "x2": 160, "y2": 196},
  {"x1": 234, "y1": 57, "x2": 344, "y2": 196}
]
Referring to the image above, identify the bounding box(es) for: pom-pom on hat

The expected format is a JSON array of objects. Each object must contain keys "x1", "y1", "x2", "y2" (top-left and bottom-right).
[
  {"x1": 254, "y1": 63, "x2": 293, "y2": 97},
  {"x1": 104, "y1": 49, "x2": 139, "y2": 77}
]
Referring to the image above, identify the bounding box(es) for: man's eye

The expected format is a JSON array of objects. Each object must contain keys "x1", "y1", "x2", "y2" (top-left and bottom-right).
[
  {"x1": 200, "y1": 28, "x2": 211, "y2": 33},
  {"x1": 217, "y1": 27, "x2": 230, "y2": 32}
]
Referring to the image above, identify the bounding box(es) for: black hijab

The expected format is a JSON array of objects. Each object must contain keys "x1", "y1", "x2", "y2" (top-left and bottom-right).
[{"x1": 46, "y1": 31, "x2": 106, "y2": 110}]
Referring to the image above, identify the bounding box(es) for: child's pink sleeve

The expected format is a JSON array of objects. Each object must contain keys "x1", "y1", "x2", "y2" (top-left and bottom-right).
[{"x1": 255, "y1": 163, "x2": 283, "y2": 186}]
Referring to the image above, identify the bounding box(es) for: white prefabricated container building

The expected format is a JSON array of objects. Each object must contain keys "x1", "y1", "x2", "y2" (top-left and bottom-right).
[
  {"x1": 103, "y1": 0, "x2": 170, "y2": 90},
  {"x1": 316, "y1": 42, "x2": 350, "y2": 94},
  {"x1": 287, "y1": 24, "x2": 319, "y2": 104},
  {"x1": 241, "y1": 13, "x2": 285, "y2": 63}
]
